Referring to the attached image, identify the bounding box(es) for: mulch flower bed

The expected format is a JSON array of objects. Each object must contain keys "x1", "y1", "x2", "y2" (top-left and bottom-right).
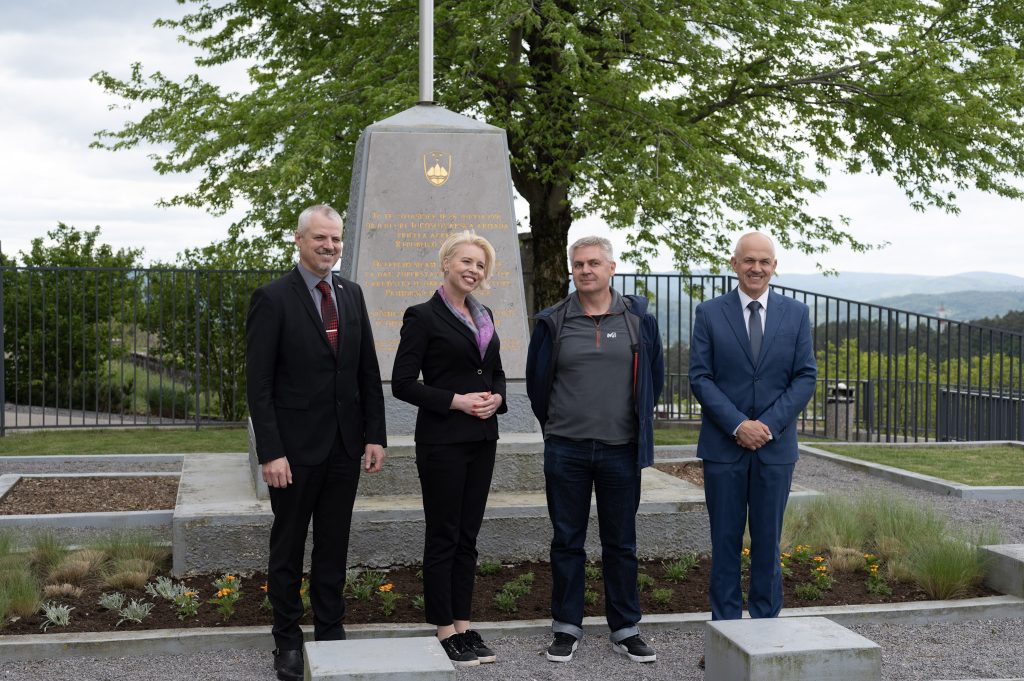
[
  {"x1": 0, "y1": 476, "x2": 179, "y2": 515},
  {"x1": 2, "y1": 556, "x2": 995, "y2": 636}
]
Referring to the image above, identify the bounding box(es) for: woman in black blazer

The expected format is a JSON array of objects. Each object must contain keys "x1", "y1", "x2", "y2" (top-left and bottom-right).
[{"x1": 392, "y1": 231, "x2": 507, "y2": 667}]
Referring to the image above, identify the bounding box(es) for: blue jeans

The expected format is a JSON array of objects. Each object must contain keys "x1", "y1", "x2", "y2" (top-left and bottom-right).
[{"x1": 544, "y1": 436, "x2": 642, "y2": 642}]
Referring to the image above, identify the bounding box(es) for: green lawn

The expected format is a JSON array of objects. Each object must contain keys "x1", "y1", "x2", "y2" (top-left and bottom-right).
[
  {"x1": 812, "y1": 444, "x2": 1024, "y2": 486},
  {"x1": 0, "y1": 427, "x2": 247, "y2": 456}
]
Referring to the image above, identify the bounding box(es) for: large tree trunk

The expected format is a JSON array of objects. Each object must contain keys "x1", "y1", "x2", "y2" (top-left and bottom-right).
[{"x1": 529, "y1": 198, "x2": 573, "y2": 312}]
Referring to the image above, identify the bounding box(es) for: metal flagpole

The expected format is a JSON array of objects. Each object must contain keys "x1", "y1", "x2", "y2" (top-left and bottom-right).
[{"x1": 419, "y1": 0, "x2": 434, "y2": 103}]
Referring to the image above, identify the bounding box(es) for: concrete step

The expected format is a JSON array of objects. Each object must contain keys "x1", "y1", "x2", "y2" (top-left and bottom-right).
[{"x1": 173, "y1": 452, "x2": 818, "y2": 575}]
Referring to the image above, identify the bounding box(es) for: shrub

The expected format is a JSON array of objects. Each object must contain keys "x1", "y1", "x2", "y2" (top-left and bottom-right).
[
  {"x1": 478, "y1": 560, "x2": 502, "y2": 576},
  {"x1": 650, "y1": 588, "x2": 673, "y2": 606},
  {"x1": 637, "y1": 573, "x2": 655, "y2": 592},
  {"x1": 583, "y1": 589, "x2": 599, "y2": 606},
  {"x1": 39, "y1": 601, "x2": 74, "y2": 631},
  {"x1": 146, "y1": 385, "x2": 192, "y2": 419},
  {"x1": 795, "y1": 583, "x2": 823, "y2": 600},
  {"x1": 663, "y1": 553, "x2": 699, "y2": 582}
]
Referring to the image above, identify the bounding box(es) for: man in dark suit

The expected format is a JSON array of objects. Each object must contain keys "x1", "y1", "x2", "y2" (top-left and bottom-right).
[
  {"x1": 689, "y1": 232, "x2": 816, "y2": 626},
  {"x1": 246, "y1": 203, "x2": 387, "y2": 681}
]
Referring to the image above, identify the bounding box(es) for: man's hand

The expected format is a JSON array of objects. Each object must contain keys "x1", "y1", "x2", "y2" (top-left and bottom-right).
[
  {"x1": 363, "y1": 444, "x2": 386, "y2": 473},
  {"x1": 735, "y1": 419, "x2": 772, "y2": 450},
  {"x1": 262, "y1": 456, "x2": 293, "y2": 488}
]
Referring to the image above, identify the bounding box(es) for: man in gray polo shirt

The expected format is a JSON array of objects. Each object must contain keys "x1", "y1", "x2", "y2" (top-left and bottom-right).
[{"x1": 526, "y1": 236, "x2": 664, "y2": 664}]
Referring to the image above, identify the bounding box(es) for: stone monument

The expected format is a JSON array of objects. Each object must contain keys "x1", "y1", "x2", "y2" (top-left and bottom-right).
[{"x1": 339, "y1": 8, "x2": 535, "y2": 434}]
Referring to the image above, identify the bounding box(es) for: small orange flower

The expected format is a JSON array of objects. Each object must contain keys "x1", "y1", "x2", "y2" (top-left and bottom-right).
[
  {"x1": 816, "y1": 565, "x2": 828, "y2": 573},
  {"x1": 184, "y1": 591, "x2": 196, "y2": 598},
  {"x1": 260, "y1": 583, "x2": 269, "y2": 593},
  {"x1": 379, "y1": 583, "x2": 394, "y2": 593},
  {"x1": 225, "y1": 575, "x2": 236, "y2": 582},
  {"x1": 813, "y1": 555, "x2": 825, "y2": 563},
  {"x1": 741, "y1": 548, "x2": 751, "y2": 557}
]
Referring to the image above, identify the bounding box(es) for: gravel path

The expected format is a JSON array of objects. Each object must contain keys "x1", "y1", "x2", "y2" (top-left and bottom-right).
[{"x1": 2, "y1": 617, "x2": 1021, "y2": 680}]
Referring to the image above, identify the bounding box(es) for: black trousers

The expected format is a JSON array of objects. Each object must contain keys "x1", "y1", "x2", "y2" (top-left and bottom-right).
[
  {"x1": 416, "y1": 439, "x2": 496, "y2": 626},
  {"x1": 267, "y1": 434, "x2": 361, "y2": 649}
]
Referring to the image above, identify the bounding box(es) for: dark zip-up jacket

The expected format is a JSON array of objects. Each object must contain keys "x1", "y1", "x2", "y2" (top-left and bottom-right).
[{"x1": 526, "y1": 291, "x2": 664, "y2": 469}]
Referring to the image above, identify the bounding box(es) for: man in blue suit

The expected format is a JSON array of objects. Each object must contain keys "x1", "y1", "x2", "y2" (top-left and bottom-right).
[{"x1": 689, "y1": 232, "x2": 816, "y2": 623}]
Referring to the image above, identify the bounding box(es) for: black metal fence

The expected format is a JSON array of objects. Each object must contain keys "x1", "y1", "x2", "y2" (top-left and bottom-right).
[
  {"x1": 1, "y1": 265, "x2": 286, "y2": 432},
  {"x1": 3, "y1": 265, "x2": 1022, "y2": 441},
  {"x1": 614, "y1": 273, "x2": 1024, "y2": 442}
]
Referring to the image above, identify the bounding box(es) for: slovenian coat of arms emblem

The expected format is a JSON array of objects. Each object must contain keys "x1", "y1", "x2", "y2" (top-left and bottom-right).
[{"x1": 423, "y1": 151, "x2": 452, "y2": 187}]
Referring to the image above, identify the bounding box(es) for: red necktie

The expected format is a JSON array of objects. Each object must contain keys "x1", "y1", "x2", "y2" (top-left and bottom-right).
[{"x1": 315, "y1": 280, "x2": 339, "y2": 353}]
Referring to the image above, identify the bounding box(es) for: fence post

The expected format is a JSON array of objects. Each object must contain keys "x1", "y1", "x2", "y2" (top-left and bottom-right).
[{"x1": 194, "y1": 271, "x2": 201, "y2": 431}]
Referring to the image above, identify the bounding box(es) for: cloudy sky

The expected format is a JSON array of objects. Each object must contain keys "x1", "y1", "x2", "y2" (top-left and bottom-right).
[{"x1": 2, "y1": 0, "x2": 1021, "y2": 278}]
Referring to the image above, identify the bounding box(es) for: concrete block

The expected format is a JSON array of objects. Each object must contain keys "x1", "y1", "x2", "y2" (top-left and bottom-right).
[
  {"x1": 981, "y1": 544, "x2": 1024, "y2": 598},
  {"x1": 303, "y1": 637, "x2": 454, "y2": 680},
  {"x1": 705, "y1": 617, "x2": 881, "y2": 681}
]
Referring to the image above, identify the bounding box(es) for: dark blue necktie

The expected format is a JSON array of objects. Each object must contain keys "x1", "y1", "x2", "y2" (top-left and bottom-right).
[{"x1": 748, "y1": 300, "x2": 763, "y2": 362}]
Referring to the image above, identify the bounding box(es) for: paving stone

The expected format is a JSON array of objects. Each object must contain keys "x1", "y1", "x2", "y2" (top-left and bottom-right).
[
  {"x1": 303, "y1": 636, "x2": 453, "y2": 680},
  {"x1": 704, "y1": 616, "x2": 881, "y2": 681}
]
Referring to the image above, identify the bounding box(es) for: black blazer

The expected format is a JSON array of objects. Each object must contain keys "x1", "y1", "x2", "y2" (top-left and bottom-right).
[
  {"x1": 246, "y1": 267, "x2": 387, "y2": 465},
  {"x1": 391, "y1": 292, "x2": 507, "y2": 444}
]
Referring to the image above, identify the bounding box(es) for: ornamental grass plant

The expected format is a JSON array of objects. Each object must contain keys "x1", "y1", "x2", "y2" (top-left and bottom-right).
[{"x1": 783, "y1": 493, "x2": 1000, "y2": 600}]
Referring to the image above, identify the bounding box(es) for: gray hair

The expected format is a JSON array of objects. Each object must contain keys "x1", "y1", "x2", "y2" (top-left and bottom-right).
[
  {"x1": 568, "y1": 235, "x2": 614, "y2": 263},
  {"x1": 296, "y1": 204, "x2": 343, "y2": 235}
]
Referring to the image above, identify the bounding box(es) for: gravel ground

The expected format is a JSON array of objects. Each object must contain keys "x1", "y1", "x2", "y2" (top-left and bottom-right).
[
  {"x1": 0, "y1": 456, "x2": 182, "y2": 476},
  {"x1": 1, "y1": 617, "x2": 1021, "y2": 680}
]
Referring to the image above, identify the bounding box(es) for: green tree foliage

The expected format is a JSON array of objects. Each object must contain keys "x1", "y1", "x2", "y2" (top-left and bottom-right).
[
  {"x1": 971, "y1": 310, "x2": 1024, "y2": 335},
  {"x1": 144, "y1": 239, "x2": 284, "y2": 421},
  {"x1": 92, "y1": 1, "x2": 1024, "y2": 309},
  {"x1": 2, "y1": 225, "x2": 142, "y2": 412},
  {"x1": 817, "y1": 338, "x2": 1019, "y2": 435}
]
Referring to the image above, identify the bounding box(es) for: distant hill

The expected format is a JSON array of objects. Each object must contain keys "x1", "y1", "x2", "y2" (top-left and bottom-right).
[
  {"x1": 869, "y1": 290, "x2": 1024, "y2": 322},
  {"x1": 770, "y1": 271, "x2": 1024, "y2": 301}
]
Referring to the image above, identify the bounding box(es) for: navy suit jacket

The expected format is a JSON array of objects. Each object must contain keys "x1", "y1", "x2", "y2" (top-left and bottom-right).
[{"x1": 689, "y1": 289, "x2": 816, "y2": 464}]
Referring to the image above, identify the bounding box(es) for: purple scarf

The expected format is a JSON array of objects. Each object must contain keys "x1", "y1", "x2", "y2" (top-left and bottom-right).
[{"x1": 437, "y1": 286, "x2": 494, "y2": 359}]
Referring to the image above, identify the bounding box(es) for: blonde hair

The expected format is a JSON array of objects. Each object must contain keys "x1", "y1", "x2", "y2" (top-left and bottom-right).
[{"x1": 439, "y1": 231, "x2": 496, "y2": 290}]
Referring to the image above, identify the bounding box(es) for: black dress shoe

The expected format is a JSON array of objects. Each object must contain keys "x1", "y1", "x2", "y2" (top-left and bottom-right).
[{"x1": 273, "y1": 648, "x2": 303, "y2": 681}]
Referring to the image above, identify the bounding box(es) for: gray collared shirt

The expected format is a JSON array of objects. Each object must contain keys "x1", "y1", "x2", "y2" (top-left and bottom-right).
[
  {"x1": 296, "y1": 262, "x2": 338, "y2": 321},
  {"x1": 544, "y1": 289, "x2": 637, "y2": 445}
]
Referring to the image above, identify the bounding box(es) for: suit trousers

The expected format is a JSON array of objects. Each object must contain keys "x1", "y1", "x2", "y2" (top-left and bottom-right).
[
  {"x1": 703, "y1": 453, "x2": 794, "y2": 620},
  {"x1": 416, "y1": 440, "x2": 496, "y2": 626},
  {"x1": 267, "y1": 434, "x2": 361, "y2": 649}
]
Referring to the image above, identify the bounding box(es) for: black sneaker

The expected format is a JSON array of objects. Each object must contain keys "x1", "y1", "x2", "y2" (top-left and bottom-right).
[
  {"x1": 460, "y1": 630, "x2": 496, "y2": 663},
  {"x1": 440, "y1": 633, "x2": 480, "y2": 667},
  {"x1": 546, "y1": 632, "x2": 579, "y2": 662},
  {"x1": 612, "y1": 634, "x2": 657, "y2": 663}
]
